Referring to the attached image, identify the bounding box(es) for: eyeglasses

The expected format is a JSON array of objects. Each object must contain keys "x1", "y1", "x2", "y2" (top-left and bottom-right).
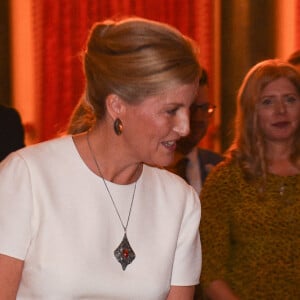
[{"x1": 190, "y1": 103, "x2": 216, "y2": 117}]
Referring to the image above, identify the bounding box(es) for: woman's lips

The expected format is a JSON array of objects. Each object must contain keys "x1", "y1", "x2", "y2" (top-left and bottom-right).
[
  {"x1": 272, "y1": 121, "x2": 290, "y2": 128},
  {"x1": 162, "y1": 140, "x2": 177, "y2": 151}
]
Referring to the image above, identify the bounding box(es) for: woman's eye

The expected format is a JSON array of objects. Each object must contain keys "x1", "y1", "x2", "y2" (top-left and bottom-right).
[
  {"x1": 261, "y1": 98, "x2": 273, "y2": 105},
  {"x1": 166, "y1": 107, "x2": 178, "y2": 115},
  {"x1": 285, "y1": 96, "x2": 297, "y2": 104}
]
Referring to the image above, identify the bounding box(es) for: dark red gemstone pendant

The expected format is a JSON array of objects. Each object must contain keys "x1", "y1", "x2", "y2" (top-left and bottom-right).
[{"x1": 114, "y1": 233, "x2": 135, "y2": 270}]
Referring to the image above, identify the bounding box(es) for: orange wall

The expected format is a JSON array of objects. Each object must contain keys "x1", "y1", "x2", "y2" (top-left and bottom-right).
[
  {"x1": 276, "y1": 0, "x2": 297, "y2": 60},
  {"x1": 10, "y1": 0, "x2": 300, "y2": 145},
  {"x1": 10, "y1": 0, "x2": 40, "y2": 144}
]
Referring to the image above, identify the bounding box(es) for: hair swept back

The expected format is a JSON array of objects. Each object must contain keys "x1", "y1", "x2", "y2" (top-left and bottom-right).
[
  {"x1": 83, "y1": 16, "x2": 201, "y2": 120},
  {"x1": 227, "y1": 59, "x2": 300, "y2": 181}
]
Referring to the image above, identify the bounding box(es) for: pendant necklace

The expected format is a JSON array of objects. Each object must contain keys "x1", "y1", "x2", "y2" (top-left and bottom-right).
[
  {"x1": 279, "y1": 182, "x2": 286, "y2": 196},
  {"x1": 87, "y1": 132, "x2": 137, "y2": 270}
]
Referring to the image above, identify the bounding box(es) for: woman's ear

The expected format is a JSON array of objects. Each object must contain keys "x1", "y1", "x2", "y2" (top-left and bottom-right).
[{"x1": 105, "y1": 94, "x2": 126, "y2": 120}]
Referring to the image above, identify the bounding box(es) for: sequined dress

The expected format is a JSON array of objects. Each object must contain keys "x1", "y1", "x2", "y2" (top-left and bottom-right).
[{"x1": 200, "y1": 160, "x2": 300, "y2": 300}]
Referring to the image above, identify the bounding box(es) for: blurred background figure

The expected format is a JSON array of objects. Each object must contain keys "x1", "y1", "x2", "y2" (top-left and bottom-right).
[
  {"x1": 287, "y1": 49, "x2": 300, "y2": 71},
  {"x1": 200, "y1": 59, "x2": 300, "y2": 300},
  {"x1": 168, "y1": 68, "x2": 223, "y2": 195},
  {"x1": 0, "y1": 104, "x2": 25, "y2": 161}
]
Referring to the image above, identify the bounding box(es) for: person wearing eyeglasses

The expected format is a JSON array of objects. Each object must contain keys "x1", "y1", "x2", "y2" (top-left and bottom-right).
[{"x1": 168, "y1": 68, "x2": 223, "y2": 195}]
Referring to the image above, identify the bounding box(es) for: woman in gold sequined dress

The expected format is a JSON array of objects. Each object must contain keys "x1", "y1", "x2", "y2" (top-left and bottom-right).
[{"x1": 200, "y1": 59, "x2": 300, "y2": 300}]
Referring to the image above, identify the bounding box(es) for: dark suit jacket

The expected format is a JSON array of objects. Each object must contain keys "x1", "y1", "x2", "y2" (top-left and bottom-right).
[
  {"x1": 0, "y1": 105, "x2": 25, "y2": 161},
  {"x1": 197, "y1": 148, "x2": 223, "y2": 183}
]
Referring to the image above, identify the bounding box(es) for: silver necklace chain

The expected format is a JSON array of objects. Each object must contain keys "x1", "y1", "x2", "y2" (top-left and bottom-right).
[{"x1": 86, "y1": 131, "x2": 137, "y2": 233}]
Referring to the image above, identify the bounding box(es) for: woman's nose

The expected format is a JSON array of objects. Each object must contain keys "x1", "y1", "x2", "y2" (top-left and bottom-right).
[
  {"x1": 275, "y1": 99, "x2": 287, "y2": 114},
  {"x1": 174, "y1": 111, "x2": 190, "y2": 137}
]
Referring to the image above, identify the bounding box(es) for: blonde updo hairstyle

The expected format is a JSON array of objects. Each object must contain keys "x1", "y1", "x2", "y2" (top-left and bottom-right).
[
  {"x1": 228, "y1": 59, "x2": 300, "y2": 180},
  {"x1": 83, "y1": 17, "x2": 201, "y2": 120}
]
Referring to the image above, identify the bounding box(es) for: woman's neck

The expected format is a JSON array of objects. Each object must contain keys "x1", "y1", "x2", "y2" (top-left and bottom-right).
[
  {"x1": 265, "y1": 140, "x2": 299, "y2": 176},
  {"x1": 268, "y1": 160, "x2": 299, "y2": 176},
  {"x1": 73, "y1": 126, "x2": 143, "y2": 185}
]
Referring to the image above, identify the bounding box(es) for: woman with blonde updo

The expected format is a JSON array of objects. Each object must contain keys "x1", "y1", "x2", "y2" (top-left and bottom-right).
[{"x1": 0, "y1": 17, "x2": 202, "y2": 299}]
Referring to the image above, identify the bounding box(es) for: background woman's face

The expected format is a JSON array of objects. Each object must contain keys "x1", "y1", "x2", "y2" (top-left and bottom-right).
[{"x1": 257, "y1": 77, "x2": 300, "y2": 143}]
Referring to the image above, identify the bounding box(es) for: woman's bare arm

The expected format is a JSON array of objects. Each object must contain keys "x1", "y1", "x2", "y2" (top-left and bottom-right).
[
  {"x1": 205, "y1": 279, "x2": 240, "y2": 300},
  {"x1": 0, "y1": 254, "x2": 24, "y2": 299},
  {"x1": 166, "y1": 285, "x2": 195, "y2": 300}
]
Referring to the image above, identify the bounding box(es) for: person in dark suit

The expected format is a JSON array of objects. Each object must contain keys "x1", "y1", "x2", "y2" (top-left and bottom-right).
[
  {"x1": 0, "y1": 104, "x2": 25, "y2": 161},
  {"x1": 168, "y1": 68, "x2": 223, "y2": 194}
]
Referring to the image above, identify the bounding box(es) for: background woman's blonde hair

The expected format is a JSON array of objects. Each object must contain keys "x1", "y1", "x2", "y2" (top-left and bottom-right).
[{"x1": 227, "y1": 59, "x2": 300, "y2": 180}]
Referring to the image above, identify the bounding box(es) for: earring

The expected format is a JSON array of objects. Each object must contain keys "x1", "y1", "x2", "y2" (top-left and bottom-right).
[{"x1": 113, "y1": 118, "x2": 123, "y2": 135}]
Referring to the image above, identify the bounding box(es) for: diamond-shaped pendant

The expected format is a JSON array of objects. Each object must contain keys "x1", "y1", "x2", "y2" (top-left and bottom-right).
[{"x1": 114, "y1": 233, "x2": 135, "y2": 270}]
